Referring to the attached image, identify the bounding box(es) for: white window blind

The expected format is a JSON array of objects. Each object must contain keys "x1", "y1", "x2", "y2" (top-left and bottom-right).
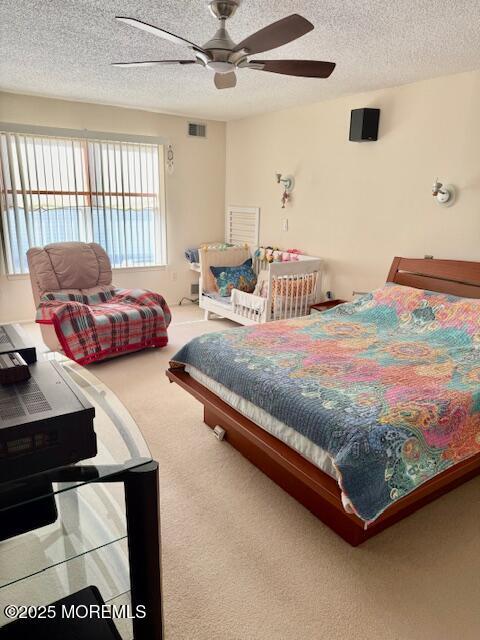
[
  {"x1": 225, "y1": 206, "x2": 260, "y2": 246},
  {"x1": 0, "y1": 131, "x2": 166, "y2": 274}
]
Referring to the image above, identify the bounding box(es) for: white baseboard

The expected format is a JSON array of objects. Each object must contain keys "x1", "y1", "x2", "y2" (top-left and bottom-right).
[{"x1": 1, "y1": 318, "x2": 35, "y2": 325}]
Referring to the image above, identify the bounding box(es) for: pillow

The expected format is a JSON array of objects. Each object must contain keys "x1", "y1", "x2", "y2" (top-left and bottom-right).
[{"x1": 210, "y1": 259, "x2": 257, "y2": 297}]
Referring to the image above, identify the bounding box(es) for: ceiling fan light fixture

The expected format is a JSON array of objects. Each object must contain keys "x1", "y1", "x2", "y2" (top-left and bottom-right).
[{"x1": 207, "y1": 60, "x2": 235, "y2": 73}]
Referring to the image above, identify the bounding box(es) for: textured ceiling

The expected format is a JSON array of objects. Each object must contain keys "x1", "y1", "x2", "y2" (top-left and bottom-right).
[{"x1": 1, "y1": 1, "x2": 480, "y2": 121}]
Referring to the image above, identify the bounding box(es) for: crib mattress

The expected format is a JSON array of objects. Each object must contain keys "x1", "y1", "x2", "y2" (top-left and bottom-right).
[
  {"x1": 185, "y1": 364, "x2": 338, "y2": 480},
  {"x1": 202, "y1": 292, "x2": 232, "y2": 307}
]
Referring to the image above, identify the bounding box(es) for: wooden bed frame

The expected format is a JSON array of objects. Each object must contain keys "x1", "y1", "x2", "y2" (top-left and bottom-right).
[{"x1": 167, "y1": 257, "x2": 480, "y2": 546}]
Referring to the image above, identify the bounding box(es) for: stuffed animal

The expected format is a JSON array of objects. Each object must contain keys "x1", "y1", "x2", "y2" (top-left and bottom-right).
[
  {"x1": 272, "y1": 250, "x2": 282, "y2": 262},
  {"x1": 256, "y1": 247, "x2": 266, "y2": 261},
  {"x1": 256, "y1": 246, "x2": 303, "y2": 263}
]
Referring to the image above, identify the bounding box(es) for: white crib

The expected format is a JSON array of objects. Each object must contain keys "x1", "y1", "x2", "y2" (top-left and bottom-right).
[{"x1": 199, "y1": 245, "x2": 322, "y2": 325}]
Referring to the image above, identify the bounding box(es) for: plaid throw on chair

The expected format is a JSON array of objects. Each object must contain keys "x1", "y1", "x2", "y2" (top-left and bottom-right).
[{"x1": 36, "y1": 288, "x2": 171, "y2": 364}]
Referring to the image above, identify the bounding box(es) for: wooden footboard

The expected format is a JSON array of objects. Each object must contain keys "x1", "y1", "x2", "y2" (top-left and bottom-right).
[{"x1": 167, "y1": 366, "x2": 480, "y2": 546}]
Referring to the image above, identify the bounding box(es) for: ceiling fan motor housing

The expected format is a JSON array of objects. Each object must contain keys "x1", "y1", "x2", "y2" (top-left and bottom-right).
[
  {"x1": 203, "y1": 2, "x2": 241, "y2": 74},
  {"x1": 208, "y1": 0, "x2": 241, "y2": 21}
]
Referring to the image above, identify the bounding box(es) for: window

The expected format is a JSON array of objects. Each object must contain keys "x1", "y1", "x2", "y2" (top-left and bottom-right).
[{"x1": 0, "y1": 130, "x2": 166, "y2": 274}]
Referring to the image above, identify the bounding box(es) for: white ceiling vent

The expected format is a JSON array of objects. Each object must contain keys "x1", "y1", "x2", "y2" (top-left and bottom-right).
[{"x1": 188, "y1": 122, "x2": 207, "y2": 138}]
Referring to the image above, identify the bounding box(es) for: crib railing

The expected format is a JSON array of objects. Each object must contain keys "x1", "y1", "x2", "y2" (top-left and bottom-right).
[
  {"x1": 231, "y1": 289, "x2": 268, "y2": 322},
  {"x1": 270, "y1": 271, "x2": 320, "y2": 321},
  {"x1": 230, "y1": 255, "x2": 321, "y2": 323}
]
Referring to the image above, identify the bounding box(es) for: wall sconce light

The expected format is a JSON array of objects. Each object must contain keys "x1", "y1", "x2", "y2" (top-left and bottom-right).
[
  {"x1": 432, "y1": 177, "x2": 456, "y2": 207},
  {"x1": 275, "y1": 172, "x2": 295, "y2": 208}
]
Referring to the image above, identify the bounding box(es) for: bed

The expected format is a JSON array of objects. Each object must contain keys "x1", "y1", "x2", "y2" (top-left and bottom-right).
[
  {"x1": 167, "y1": 257, "x2": 480, "y2": 545},
  {"x1": 199, "y1": 245, "x2": 322, "y2": 325}
]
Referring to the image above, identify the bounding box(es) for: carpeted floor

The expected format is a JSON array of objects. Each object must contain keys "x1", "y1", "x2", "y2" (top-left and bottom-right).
[{"x1": 25, "y1": 307, "x2": 480, "y2": 639}]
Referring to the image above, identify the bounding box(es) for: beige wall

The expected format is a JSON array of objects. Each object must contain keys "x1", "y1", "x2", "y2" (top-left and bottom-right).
[
  {"x1": 2, "y1": 69, "x2": 479, "y2": 321},
  {"x1": 226, "y1": 69, "x2": 480, "y2": 300},
  {"x1": 0, "y1": 92, "x2": 226, "y2": 322}
]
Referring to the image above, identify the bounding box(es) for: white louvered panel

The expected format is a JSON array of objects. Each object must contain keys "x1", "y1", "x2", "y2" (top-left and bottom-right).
[{"x1": 225, "y1": 206, "x2": 260, "y2": 247}]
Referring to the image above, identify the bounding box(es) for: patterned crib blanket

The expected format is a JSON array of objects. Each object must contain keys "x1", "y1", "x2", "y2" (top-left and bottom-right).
[
  {"x1": 171, "y1": 284, "x2": 480, "y2": 522},
  {"x1": 37, "y1": 288, "x2": 171, "y2": 365}
]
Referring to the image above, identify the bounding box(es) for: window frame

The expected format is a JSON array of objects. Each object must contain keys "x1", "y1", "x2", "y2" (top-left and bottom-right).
[{"x1": 0, "y1": 122, "x2": 168, "y2": 274}]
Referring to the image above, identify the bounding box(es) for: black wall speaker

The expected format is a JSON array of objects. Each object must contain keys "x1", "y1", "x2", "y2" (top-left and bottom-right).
[{"x1": 349, "y1": 108, "x2": 380, "y2": 141}]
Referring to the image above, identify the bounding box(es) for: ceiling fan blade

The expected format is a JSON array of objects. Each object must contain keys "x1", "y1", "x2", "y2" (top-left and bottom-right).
[
  {"x1": 248, "y1": 60, "x2": 336, "y2": 78},
  {"x1": 115, "y1": 16, "x2": 206, "y2": 53},
  {"x1": 233, "y1": 14, "x2": 313, "y2": 55},
  {"x1": 214, "y1": 72, "x2": 237, "y2": 89},
  {"x1": 112, "y1": 60, "x2": 198, "y2": 68}
]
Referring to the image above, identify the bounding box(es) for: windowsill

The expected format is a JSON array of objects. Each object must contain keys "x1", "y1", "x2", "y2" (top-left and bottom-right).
[
  {"x1": 4, "y1": 264, "x2": 168, "y2": 280},
  {"x1": 112, "y1": 264, "x2": 167, "y2": 273},
  {"x1": 5, "y1": 273, "x2": 30, "y2": 281}
]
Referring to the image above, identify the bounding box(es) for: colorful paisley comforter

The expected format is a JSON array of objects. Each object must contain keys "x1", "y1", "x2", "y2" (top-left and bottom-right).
[{"x1": 171, "y1": 284, "x2": 480, "y2": 522}]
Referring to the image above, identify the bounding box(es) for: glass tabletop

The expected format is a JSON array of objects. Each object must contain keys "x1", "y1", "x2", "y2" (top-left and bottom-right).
[{"x1": 0, "y1": 352, "x2": 152, "y2": 514}]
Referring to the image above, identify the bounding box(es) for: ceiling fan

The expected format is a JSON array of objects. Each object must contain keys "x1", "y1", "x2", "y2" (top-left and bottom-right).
[{"x1": 112, "y1": 0, "x2": 335, "y2": 89}]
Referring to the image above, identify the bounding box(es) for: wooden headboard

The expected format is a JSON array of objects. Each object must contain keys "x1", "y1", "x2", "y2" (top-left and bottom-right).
[{"x1": 387, "y1": 257, "x2": 480, "y2": 298}]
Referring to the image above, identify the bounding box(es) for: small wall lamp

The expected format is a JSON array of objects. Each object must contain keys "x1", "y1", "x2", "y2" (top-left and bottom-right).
[
  {"x1": 432, "y1": 177, "x2": 456, "y2": 207},
  {"x1": 275, "y1": 172, "x2": 295, "y2": 208}
]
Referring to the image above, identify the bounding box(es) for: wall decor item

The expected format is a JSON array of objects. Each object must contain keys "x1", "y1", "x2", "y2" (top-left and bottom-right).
[
  {"x1": 166, "y1": 144, "x2": 174, "y2": 174},
  {"x1": 432, "y1": 177, "x2": 456, "y2": 207},
  {"x1": 275, "y1": 172, "x2": 295, "y2": 208},
  {"x1": 349, "y1": 108, "x2": 380, "y2": 141}
]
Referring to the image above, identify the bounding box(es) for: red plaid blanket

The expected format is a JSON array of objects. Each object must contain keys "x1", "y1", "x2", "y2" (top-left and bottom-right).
[{"x1": 36, "y1": 288, "x2": 171, "y2": 364}]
